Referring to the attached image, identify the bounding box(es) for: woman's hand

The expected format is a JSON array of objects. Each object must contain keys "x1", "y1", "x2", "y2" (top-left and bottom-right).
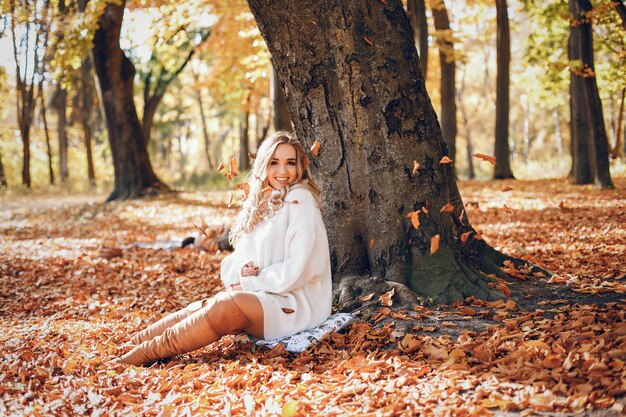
[{"x1": 241, "y1": 261, "x2": 260, "y2": 277}]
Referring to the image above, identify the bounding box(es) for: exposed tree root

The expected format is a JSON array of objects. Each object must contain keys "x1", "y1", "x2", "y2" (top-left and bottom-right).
[
  {"x1": 332, "y1": 244, "x2": 557, "y2": 312},
  {"x1": 106, "y1": 183, "x2": 173, "y2": 202}
]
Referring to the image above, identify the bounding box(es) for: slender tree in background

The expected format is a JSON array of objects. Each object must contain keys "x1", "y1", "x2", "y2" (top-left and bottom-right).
[
  {"x1": 239, "y1": 92, "x2": 252, "y2": 171},
  {"x1": 10, "y1": 0, "x2": 51, "y2": 188},
  {"x1": 568, "y1": 0, "x2": 614, "y2": 188},
  {"x1": 79, "y1": 58, "x2": 97, "y2": 185},
  {"x1": 458, "y1": 67, "x2": 475, "y2": 179},
  {"x1": 139, "y1": 27, "x2": 210, "y2": 145},
  {"x1": 91, "y1": 0, "x2": 169, "y2": 200},
  {"x1": 493, "y1": 0, "x2": 514, "y2": 179},
  {"x1": 38, "y1": 87, "x2": 55, "y2": 185},
  {"x1": 271, "y1": 65, "x2": 292, "y2": 131},
  {"x1": 431, "y1": 0, "x2": 458, "y2": 175},
  {"x1": 407, "y1": 0, "x2": 429, "y2": 79},
  {"x1": 192, "y1": 69, "x2": 215, "y2": 170},
  {"x1": 51, "y1": 86, "x2": 69, "y2": 182},
  {"x1": 0, "y1": 150, "x2": 7, "y2": 187},
  {"x1": 247, "y1": 0, "x2": 540, "y2": 305}
]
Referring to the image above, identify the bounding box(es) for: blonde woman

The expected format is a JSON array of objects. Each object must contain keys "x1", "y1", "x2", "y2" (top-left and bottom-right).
[{"x1": 120, "y1": 132, "x2": 332, "y2": 366}]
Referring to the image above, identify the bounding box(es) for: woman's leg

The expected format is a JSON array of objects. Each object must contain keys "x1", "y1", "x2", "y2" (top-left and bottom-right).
[
  {"x1": 120, "y1": 291, "x2": 264, "y2": 366},
  {"x1": 129, "y1": 300, "x2": 205, "y2": 345}
]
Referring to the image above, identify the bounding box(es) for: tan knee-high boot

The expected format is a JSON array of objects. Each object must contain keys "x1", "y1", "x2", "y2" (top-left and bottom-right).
[
  {"x1": 120, "y1": 293, "x2": 251, "y2": 366},
  {"x1": 129, "y1": 300, "x2": 205, "y2": 345}
]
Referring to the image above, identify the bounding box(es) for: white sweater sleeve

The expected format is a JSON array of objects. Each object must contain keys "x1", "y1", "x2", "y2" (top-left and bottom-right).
[
  {"x1": 239, "y1": 191, "x2": 320, "y2": 294},
  {"x1": 220, "y1": 250, "x2": 248, "y2": 289}
]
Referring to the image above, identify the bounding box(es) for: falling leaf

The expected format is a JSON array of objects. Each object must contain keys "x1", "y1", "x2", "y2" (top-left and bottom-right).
[
  {"x1": 227, "y1": 192, "x2": 234, "y2": 208},
  {"x1": 473, "y1": 153, "x2": 497, "y2": 165},
  {"x1": 378, "y1": 0, "x2": 389, "y2": 5},
  {"x1": 229, "y1": 157, "x2": 238, "y2": 178},
  {"x1": 461, "y1": 231, "x2": 471, "y2": 244},
  {"x1": 369, "y1": 239, "x2": 374, "y2": 249},
  {"x1": 216, "y1": 162, "x2": 224, "y2": 172},
  {"x1": 422, "y1": 207, "x2": 429, "y2": 214},
  {"x1": 248, "y1": 152, "x2": 256, "y2": 159},
  {"x1": 440, "y1": 156, "x2": 453, "y2": 164},
  {"x1": 407, "y1": 211, "x2": 420, "y2": 229},
  {"x1": 412, "y1": 160, "x2": 420, "y2": 175},
  {"x1": 379, "y1": 288, "x2": 395, "y2": 306},
  {"x1": 363, "y1": 36, "x2": 374, "y2": 46},
  {"x1": 262, "y1": 186, "x2": 273, "y2": 195},
  {"x1": 310, "y1": 140, "x2": 321, "y2": 156},
  {"x1": 440, "y1": 203, "x2": 454, "y2": 213},
  {"x1": 474, "y1": 229, "x2": 483, "y2": 240},
  {"x1": 502, "y1": 204, "x2": 513, "y2": 213},
  {"x1": 430, "y1": 235, "x2": 440, "y2": 255}
]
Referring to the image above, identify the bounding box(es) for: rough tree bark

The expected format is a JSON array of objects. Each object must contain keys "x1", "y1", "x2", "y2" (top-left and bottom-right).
[
  {"x1": 406, "y1": 0, "x2": 428, "y2": 79},
  {"x1": 271, "y1": 65, "x2": 292, "y2": 132},
  {"x1": 493, "y1": 0, "x2": 514, "y2": 179},
  {"x1": 91, "y1": 0, "x2": 169, "y2": 200},
  {"x1": 431, "y1": 0, "x2": 457, "y2": 176},
  {"x1": 247, "y1": 0, "x2": 538, "y2": 305},
  {"x1": 569, "y1": 0, "x2": 614, "y2": 189}
]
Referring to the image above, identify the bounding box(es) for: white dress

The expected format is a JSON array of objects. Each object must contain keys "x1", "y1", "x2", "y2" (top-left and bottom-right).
[{"x1": 220, "y1": 185, "x2": 332, "y2": 340}]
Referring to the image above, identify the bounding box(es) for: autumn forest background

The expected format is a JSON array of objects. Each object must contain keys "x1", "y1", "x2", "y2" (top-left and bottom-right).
[
  {"x1": 1, "y1": 0, "x2": 625, "y2": 416},
  {"x1": 1, "y1": 0, "x2": 624, "y2": 192}
]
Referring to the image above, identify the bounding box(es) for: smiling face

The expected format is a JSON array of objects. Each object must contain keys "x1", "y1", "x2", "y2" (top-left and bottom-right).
[{"x1": 267, "y1": 143, "x2": 298, "y2": 190}]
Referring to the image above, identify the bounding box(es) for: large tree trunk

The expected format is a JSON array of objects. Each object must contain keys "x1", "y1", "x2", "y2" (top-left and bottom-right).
[
  {"x1": 271, "y1": 65, "x2": 292, "y2": 132},
  {"x1": 247, "y1": 0, "x2": 529, "y2": 305},
  {"x1": 569, "y1": 0, "x2": 614, "y2": 188},
  {"x1": 493, "y1": 0, "x2": 514, "y2": 179},
  {"x1": 432, "y1": 0, "x2": 457, "y2": 176},
  {"x1": 91, "y1": 0, "x2": 169, "y2": 201},
  {"x1": 51, "y1": 86, "x2": 69, "y2": 182},
  {"x1": 406, "y1": 0, "x2": 428, "y2": 79}
]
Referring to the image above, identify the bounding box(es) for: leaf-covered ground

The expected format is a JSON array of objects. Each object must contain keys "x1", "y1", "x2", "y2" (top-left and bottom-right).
[{"x1": 1, "y1": 179, "x2": 625, "y2": 416}]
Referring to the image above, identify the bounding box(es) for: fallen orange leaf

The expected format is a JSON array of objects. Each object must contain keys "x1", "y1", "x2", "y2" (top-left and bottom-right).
[
  {"x1": 407, "y1": 211, "x2": 420, "y2": 229},
  {"x1": 412, "y1": 160, "x2": 420, "y2": 175},
  {"x1": 440, "y1": 203, "x2": 454, "y2": 213},
  {"x1": 430, "y1": 235, "x2": 440, "y2": 255},
  {"x1": 310, "y1": 140, "x2": 321, "y2": 157}
]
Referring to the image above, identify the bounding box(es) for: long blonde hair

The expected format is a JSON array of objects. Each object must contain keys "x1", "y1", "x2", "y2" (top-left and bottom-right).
[{"x1": 229, "y1": 131, "x2": 322, "y2": 246}]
